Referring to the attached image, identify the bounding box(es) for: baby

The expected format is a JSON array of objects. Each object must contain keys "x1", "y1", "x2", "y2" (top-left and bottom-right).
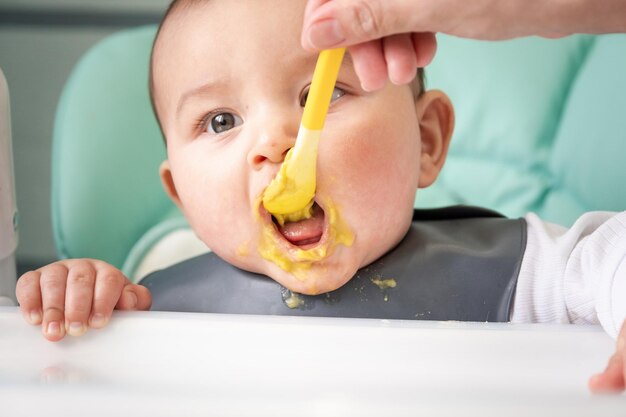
[{"x1": 16, "y1": 0, "x2": 625, "y2": 393}]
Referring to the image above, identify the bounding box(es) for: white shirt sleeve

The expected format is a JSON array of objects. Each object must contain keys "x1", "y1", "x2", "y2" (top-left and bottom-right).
[{"x1": 510, "y1": 211, "x2": 626, "y2": 339}]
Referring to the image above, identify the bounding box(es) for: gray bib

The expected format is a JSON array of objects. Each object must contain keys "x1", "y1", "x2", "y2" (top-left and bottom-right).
[{"x1": 141, "y1": 206, "x2": 527, "y2": 322}]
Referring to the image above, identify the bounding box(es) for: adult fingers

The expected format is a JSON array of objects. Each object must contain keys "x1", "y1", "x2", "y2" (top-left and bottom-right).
[
  {"x1": 89, "y1": 264, "x2": 127, "y2": 329},
  {"x1": 39, "y1": 263, "x2": 69, "y2": 342},
  {"x1": 303, "y1": 0, "x2": 430, "y2": 50},
  {"x1": 412, "y1": 32, "x2": 437, "y2": 68},
  {"x1": 383, "y1": 33, "x2": 418, "y2": 85},
  {"x1": 63, "y1": 261, "x2": 97, "y2": 337},
  {"x1": 340, "y1": 33, "x2": 436, "y2": 91},
  {"x1": 303, "y1": 0, "x2": 329, "y2": 24},
  {"x1": 15, "y1": 270, "x2": 43, "y2": 325},
  {"x1": 348, "y1": 39, "x2": 387, "y2": 91}
]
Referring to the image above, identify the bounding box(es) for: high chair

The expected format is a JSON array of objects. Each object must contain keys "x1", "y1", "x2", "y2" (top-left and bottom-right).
[
  {"x1": 52, "y1": 26, "x2": 626, "y2": 282},
  {"x1": 52, "y1": 26, "x2": 205, "y2": 282},
  {"x1": 0, "y1": 68, "x2": 18, "y2": 305}
]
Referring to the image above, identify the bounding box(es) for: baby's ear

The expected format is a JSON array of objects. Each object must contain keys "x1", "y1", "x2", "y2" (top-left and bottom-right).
[
  {"x1": 416, "y1": 90, "x2": 455, "y2": 188},
  {"x1": 159, "y1": 160, "x2": 183, "y2": 208}
]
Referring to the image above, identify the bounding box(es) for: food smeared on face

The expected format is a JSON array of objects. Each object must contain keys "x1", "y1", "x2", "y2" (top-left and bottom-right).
[{"x1": 256, "y1": 195, "x2": 354, "y2": 284}]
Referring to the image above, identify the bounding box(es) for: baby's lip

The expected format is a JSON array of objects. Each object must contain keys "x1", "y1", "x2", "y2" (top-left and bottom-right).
[
  {"x1": 274, "y1": 203, "x2": 325, "y2": 247},
  {"x1": 259, "y1": 199, "x2": 329, "y2": 251}
]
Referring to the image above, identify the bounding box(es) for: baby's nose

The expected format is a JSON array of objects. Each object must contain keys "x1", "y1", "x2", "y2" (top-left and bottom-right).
[{"x1": 247, "y1": 130, "x2": 296, "y2": 169}]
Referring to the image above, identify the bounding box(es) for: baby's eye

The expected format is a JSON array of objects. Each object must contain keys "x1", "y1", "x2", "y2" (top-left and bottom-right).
[
  {"x1": 300, "y1": 86, "x2": 345, "y2": 107},
  {"x1": 206, "y1": 112, "x2": 242, "y2": 134}
]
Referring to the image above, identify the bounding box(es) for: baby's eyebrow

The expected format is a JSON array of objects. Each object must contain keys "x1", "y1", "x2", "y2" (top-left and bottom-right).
[
  {"x1": 342, "y1": 52, "x2": 354, "y2": 68},
  {"x1": 176, "y1": 52, "x2": 354, "y2": 116},
  {"x1": 176, "y1": 80, "x2": 222, "y2": 116}
]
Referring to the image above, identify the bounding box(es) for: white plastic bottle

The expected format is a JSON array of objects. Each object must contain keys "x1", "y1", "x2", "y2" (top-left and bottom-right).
[{"x1": 0, "y1": 67, "x2": 18, "y2": 306}]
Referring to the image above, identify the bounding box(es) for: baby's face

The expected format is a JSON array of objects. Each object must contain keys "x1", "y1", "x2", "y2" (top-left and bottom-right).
[{"x1": 153, "y1": 0, "x2": 441, "y2": 294}]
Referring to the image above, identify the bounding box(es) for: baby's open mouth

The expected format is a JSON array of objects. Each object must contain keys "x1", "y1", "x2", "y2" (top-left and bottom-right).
[{"x1": 272, "y1": 202, "x2": 325, "y2": 247}]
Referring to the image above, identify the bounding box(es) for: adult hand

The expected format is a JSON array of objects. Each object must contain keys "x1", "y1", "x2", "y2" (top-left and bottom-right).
[
  {"x1": 301, "y1": 0, "x2": 626, "y2": 91},
  {"x1": 302, "y1": 0, "x2": 437, "y2": 91}
]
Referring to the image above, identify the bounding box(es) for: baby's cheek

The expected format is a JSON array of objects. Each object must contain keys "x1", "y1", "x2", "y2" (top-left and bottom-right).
[
  {"x1": 322, "y1": 124, "x2": 415, "y2": 196},
  {"x1": 181, "y1": 183, "x2": 238, "y2": 247},
  {"x1": 321, "y1": 124, "x2": 418, "y2": 245}
]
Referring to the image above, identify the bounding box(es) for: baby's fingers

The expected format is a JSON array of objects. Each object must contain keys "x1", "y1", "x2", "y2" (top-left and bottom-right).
[
  {"x1": 89, "y1": 265, "x2": 128, "y2": 329},
  {"x1": 116, "y1": 284, "x2": 152, "y2": 311},
  {"x1": 15, "y1": 270, "x2": 43, "y2": 325},
  {"x1": 39, "y1": 264, "x2": 69, "y2": 341},
  {"x1": 589, "y1": 352, "x2": 625, "y2": 393},
  {"x1": 63, "y1": 262, "x2": 97, "y2": 337},
  {"x1": 590, "y1": 320, "x2": 626, "y2": 393}
]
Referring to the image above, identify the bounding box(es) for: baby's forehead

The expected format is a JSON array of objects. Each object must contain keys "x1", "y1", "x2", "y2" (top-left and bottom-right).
[
  {"x1": 150, "y1": 0, "x2": 313, "y2": 125},
  {"x1": 153, "y1": 0, "x2": 309, "y2": 73}
]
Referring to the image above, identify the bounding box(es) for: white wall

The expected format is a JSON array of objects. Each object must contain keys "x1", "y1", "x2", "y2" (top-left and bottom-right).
[{"x1": 0, "y1": 0, "x2": 169, "y2": 264}]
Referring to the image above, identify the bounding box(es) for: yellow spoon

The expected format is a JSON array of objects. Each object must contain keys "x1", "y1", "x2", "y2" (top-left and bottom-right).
[{"x1": 262, "y1": 48, "x2": 346, "y2": 220}]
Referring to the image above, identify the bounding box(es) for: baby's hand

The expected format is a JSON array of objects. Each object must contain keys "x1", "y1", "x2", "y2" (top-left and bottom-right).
[
  {"x1": 589, "y1": 320, "x2": 626, "y2": 393},
  {"x1": 15, "y1": 259, "x2": 151, "y2": 342}
]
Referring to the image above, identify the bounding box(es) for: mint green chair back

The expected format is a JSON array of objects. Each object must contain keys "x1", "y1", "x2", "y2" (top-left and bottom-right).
[
  {"x1": 52, "y1": 26, "x2": 626, "y2": 271},
  {"x1": 52, "y1": 26, "x2": 182, "y2": 273},
  {"x1": 420, "y1": 34, "x2": 626, "y2": 225}
]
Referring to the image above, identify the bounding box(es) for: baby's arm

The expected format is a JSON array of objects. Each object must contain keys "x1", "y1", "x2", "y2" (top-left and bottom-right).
[
  {"x1": 15, "y1": 259, "x2": 151, "y2": 342},
  {"x1": 589, "y1": 320, "x2": 626, "y2": 392},
  {"x1": 513, "y1": 211, "x2": 626, "y2": 392}
]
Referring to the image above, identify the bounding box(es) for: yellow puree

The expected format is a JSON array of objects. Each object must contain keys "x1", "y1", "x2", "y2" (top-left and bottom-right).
[
  {"x1": 272, "y1": 200, "x2": 314, "y2": 227},
  {"x1": 283, "y1": 291, "x2": 305, "y2": 309},
  {"x1": 370, "y1": 277, "x2": 397, "y2": 290},
  {"x1": 262, "y1": 146, "x2": 317, "y2": 221},
  {"x1": 255, "y1": 196, "x2": 353, "y2": 282}
]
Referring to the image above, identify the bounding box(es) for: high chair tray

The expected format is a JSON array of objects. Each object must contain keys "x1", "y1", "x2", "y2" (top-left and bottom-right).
[{"x1": 0, "y1": 307, "x2": 624, "y2": 416}]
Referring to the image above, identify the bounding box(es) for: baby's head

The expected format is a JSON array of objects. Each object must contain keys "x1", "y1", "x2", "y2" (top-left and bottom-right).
[{"x1": 150, "y1": 0, "x2": 454, "y2": 294}]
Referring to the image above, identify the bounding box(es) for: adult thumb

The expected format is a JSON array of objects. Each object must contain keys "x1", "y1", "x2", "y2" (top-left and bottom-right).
[{"x1": 302, "y1": 0, "x2": 425, "y2": 50}]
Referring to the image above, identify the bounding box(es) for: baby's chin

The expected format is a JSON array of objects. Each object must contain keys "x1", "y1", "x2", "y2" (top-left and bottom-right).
[
  {"x1": 214, "y1": 237, "x2": 362, "y2": 295},
  {"x1": 264, "y1": 260, "x2": 359, "y2": 295},
  {"x1": 219, "y1": 248, "x2": 359, "y2": 295}
]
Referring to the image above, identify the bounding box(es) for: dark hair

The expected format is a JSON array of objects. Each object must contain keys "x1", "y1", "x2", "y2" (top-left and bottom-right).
[
  {"x1": 148, "y1": 0, "x2": 184, "y2": 139},
  {"x1": 149, "y1": 0, "x2": 425, "y2": 141}
]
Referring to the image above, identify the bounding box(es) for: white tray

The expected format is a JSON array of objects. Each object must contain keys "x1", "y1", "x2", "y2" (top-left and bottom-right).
[{"x1": 0, "y1": 307, "x2": 624, "y2": 416}]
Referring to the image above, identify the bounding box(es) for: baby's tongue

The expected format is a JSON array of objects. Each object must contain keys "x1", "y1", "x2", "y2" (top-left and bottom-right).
[{"x1": 276, "y1": 204, "x2": 324, "y2": 246}]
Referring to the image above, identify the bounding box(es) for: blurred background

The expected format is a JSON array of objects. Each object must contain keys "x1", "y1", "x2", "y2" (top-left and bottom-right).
[{"x1": 0, "y1": 0, "x2": 169, "y2": 273}]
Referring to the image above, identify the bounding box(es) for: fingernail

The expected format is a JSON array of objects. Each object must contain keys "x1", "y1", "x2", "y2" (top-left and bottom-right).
[
  {"x1": 360, "y1": 77, "x2": 386, "y2": 93},
  {"x1": 46, "y1": 321, "x2": 62, "y2": 337},
  {"x1": 29, "y1": 310, "x2": 42, "y2": 324},
  {"x1": 67, "y1": 321, "x2": 85, "y2": 337},
  {"x1": 307, "y1": 19, "x2": 344, "y2": 48},
  {"x1": 89, "y1": 313, "x2": 107, "y2": 328},
  {"x1": 126, "y1": 291, "x2": 137, "y2": 309}
]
